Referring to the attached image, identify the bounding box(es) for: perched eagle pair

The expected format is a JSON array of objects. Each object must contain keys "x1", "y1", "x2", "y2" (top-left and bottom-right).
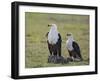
[{"x1": 46, "y1": 24, "x2": 83, "y2": 61}]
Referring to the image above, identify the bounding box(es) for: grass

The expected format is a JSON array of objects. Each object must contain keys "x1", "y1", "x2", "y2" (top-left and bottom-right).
[{"x1": 25, "y1": 12, "x2": 89, "y2": 68}]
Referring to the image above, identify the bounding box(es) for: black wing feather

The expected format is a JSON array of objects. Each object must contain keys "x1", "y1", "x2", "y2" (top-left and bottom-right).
[
  {"x1": 73, "y1": 41, "x2": 80, "y2": 53},
  {"x1": 72, "y1": 41, "x2": 82, "y2": 59},
  {"x1": 58, "y1": 33, "x2": 62, "y2": 42}
]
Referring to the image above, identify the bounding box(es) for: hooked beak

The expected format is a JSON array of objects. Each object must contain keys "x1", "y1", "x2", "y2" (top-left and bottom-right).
[{"x1": 48, "y1": 24, "x2": 52, "y2": 27}]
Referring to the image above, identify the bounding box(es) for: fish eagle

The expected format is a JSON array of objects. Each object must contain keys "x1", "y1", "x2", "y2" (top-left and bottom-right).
[
  {"x1": 46, "y1": 24, "x2": 62, "y2": 57},
  {"x1": 66, "y1": 33, "x2": 83, "y2": 61}
]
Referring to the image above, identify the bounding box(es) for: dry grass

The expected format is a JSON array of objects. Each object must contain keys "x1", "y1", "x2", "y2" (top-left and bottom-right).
[{"x1": 25, "y1": 12, "x2": 89, "y2": 68}]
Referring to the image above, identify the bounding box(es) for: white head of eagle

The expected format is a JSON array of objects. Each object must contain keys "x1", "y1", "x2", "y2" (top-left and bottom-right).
[
  {"x1": 48, "y1": 24, "x2": 59, "y2": 45},
  {"x1": 66, "y1": 33, "x2": 74, "y2": 51}
]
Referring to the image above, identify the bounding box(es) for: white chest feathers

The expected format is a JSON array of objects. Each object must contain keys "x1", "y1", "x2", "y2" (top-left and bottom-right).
[
  {"x1": 66, "y1": 39, "x2": 74, "y2": 51},
  {"x1": 48, "y1": 27, "x2": 59, "y2": 45}
]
